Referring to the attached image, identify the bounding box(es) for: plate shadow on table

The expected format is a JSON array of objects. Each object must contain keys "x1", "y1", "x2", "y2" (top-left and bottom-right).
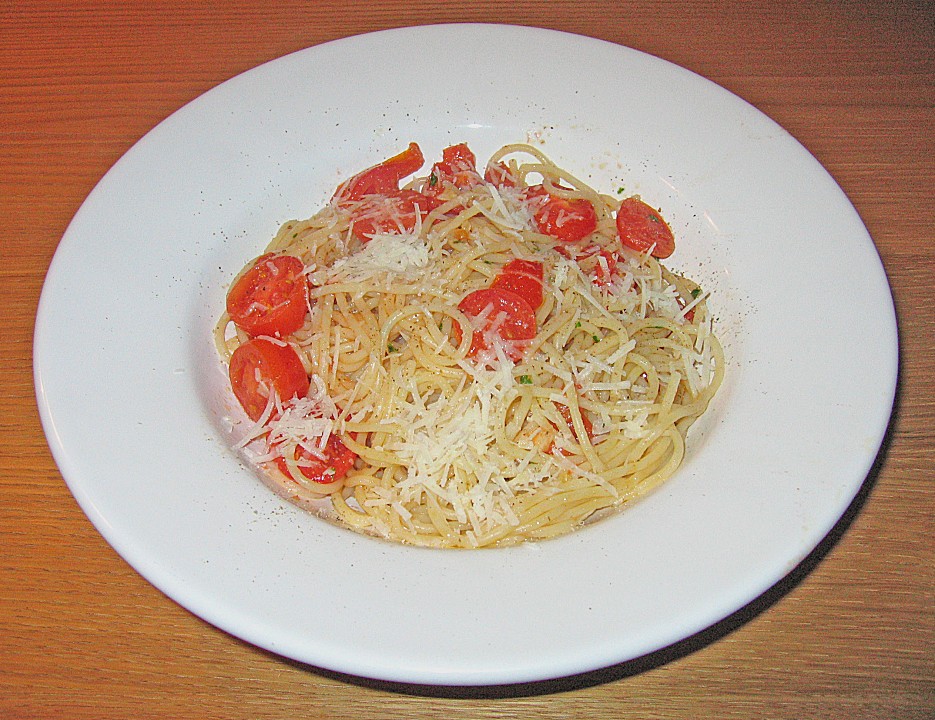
[{"x1": 268, "y1": 368, "x2": 901, "y2": 699}]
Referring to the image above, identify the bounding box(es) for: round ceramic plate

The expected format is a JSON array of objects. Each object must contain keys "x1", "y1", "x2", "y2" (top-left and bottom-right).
[{"x1": 34, "y1": 24, "x2": 897, "y2": 686}]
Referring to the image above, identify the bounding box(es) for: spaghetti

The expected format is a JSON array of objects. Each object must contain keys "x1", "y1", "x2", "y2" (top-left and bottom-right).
[{"x1": 215, "y1": 142, "x2": 723, "y2": 548}]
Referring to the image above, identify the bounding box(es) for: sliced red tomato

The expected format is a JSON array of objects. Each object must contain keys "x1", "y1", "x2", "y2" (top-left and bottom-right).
[
  {"x1": 274, "y1": 434, "x2": 357, "y2": 484},
  {"x1": 525, "y1": 185, "x2": 598, "y2": 243},
  {"x1": 484, "y1": 161, "x2": 518, "y2": 188},
  {"x1": 229, "y1": 338, "x2": 310, "y2": 422},
  {"x1": 348, "y1": 189, "x2": 443, "y2": 241},
  {"x1": 332, "y1": 143, "x2": 425, "y2": 202},
  {"x1": 572, "y1": 245, "x2": 619, "y2": 287},
  {"x1": 226, "y1": 254, "x2": 308, "y2": 338},
  {"x1": 427, "y1": 143, "x2": 482, "y2": 192},
  {"x1": 453, "y1": 287, "x2": 537, "y2": 361},
  {"x1": 591, "y1": 248, "x2": 618, "y2": 287},
  {"x1": 501, "y1": 258, "x2": 544, "y2": 280},
  {"x1": 491, "y1": 259, "x2": 544, "y2": 309},
  {"x1": 677, "y1": 292, "x2": 697, "y2": 323},
  {"x1": 551, "y1": 401, "x2": 595, "y2": 456},
  {"x1": 556, "y1": 401, "x2": 594, "y2": 438},
  {"x1": 615, "y1": 197, "x2": 675, "y2": 258},
  {"x1": 491, "y1": 272, "x2": 542, "y2": 310}
]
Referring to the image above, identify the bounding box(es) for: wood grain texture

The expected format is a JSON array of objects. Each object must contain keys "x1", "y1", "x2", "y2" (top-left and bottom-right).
[{"x1": 2, "y1": 1, "x2": 932, "y2": 717}]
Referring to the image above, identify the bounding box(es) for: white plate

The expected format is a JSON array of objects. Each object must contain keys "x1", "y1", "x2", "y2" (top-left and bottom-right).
[{"x1": 34, "y1": 24, "x2": 897, "y2": 686}]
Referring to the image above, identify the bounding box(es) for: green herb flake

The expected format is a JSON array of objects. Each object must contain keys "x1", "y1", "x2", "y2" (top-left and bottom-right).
[
  {"x1": 575, "y1": 321, "x2": 582, "y2": 328},
  {"x1": 429, "y1": 172, "x2": 438, "y2": 187},
  {"x1": 387, "y1": 344, "x2": 398, "y2": 353},
  {"x1": 518, "y1": 374, "x2": 533, "y2": 385},
  {"x1": 691, "y1": 287, "x2": 702, "y2": 299},
  {"x1": 592, "y1": 334, "x2": 601, "y2": 342}
]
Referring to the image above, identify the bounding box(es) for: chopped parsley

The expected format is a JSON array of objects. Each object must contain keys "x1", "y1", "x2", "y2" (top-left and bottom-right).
[{"x1": 518, "y1": 374, "x2": 533, "y2": 385}]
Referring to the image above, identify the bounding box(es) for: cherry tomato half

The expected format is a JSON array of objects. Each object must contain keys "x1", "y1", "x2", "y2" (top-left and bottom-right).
[
  {"x1": 573, "y1": 245, "x2": 619, "y2": 288},
  {"x1": 615, "y1": 197, "x2": 675, "y2": 259},
  {"x1": 525, "y1": 185, "x2": 598, "y2": 243},
  {"x1": 274, "y1": 434, "x2": 357, "y2": 484},
  {"x1": 484, "y1": 161, "x2": 518, "y2": 188},
  {"x1": 332, "y1": 143, "x2": 425, "y2": 201},
  {"x1": 229, "y1": 338, "x2": 310, "y2": 421},
  {"x1": 501, "y1": 258, "x2": 544, "y2": 280},
  {"x1": 453, "y1": 287, "x2": 537, "y2": 361},
  {"x1": 491, "y1": 259, "x2": 545, "y2": 309},
  {"x1": 348, "y1": 189, "x2": 443, "y2": 241},
  {"x1": 226, "y1": 254, "x2": 308, "y2": 338},
  {"x1": 427, "y1": 143, "x2": 482, "y2": 192}
]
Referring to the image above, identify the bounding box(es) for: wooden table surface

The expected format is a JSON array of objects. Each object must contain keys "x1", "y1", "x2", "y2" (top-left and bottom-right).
[{"x1": 2, "y1": 1, "x2": 932, "y2": 717}]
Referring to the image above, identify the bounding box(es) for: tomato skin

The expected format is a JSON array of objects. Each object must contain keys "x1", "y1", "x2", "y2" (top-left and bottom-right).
[
  {"x1": 226, "y1": 254, "x2": 308, "y2": 338},
  {"x1": 525, "y1": 185, "x2": 597, "y2": 243},
  {"x1": 229, "y1": 338, "x2": 310, "y2": 421},
  {"x1": 491, "y1": 259, "x2": 545, "y2": 309},
  {"x1": 349, "y1": 189, "x2": 443, "y2": 241},
  {"x1": 615, "y1": 197, "x2": 675, "y2": 258},
  {"x1": 274, "y1": 434, "x2": 357, "y2": 484},
  {"x1": 453, "y1": 287, "x2": 537, "y2": 360},
  {"x1": 333, "y1": 143, "x2": 425, "y2": 201}
]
